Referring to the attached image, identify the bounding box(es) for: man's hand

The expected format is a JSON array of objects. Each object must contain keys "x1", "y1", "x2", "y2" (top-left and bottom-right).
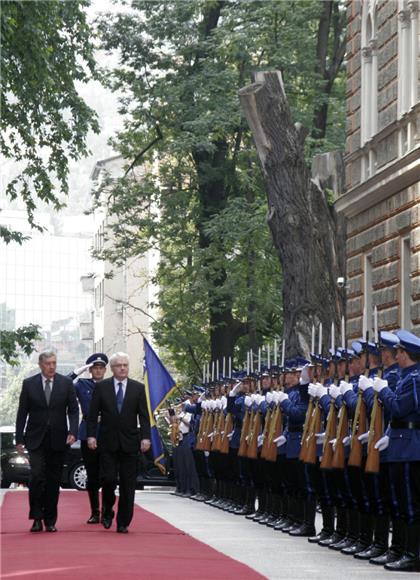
[
  {"x1": 358, "y1": 376, "x2": 374, "y2": 391},
  {"x1": 141, "y1": 439, "x2": 151, "y2": 453},
  {"x1": 374, "y1": 435, "x2": 389, "y2": 451},
  {"x1": 16, "y1": 444, "x2": 25, "y2": 453},
  {"x1": 373, "y1": 377, "x2": 388, "y2": 393},
  {"x1": 74, "y1": 363, "x2": 93, "y2": 376},
  {"x1": 66, "y1": 434, "x2": 76, "y2": 446},
  {"x1": 88, "y1": 437, "x2": 97, "y2": 450}
]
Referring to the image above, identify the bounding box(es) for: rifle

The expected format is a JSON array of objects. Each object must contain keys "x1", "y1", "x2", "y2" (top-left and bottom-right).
[
  {"x1": 238, "y1": 407, "x2": 251, "y2": 457},
  {"x1": 266, "y1": 403, "x2": 283, "y2": 462},
  {"x1": 211, "y1": 409, "x2": 222, "y2": 452},
  {"x1": 203, "y1": 408, "x2": 214, "y2": 452},
  {"x1": 219, "y1": 412, "x2": 233, "y2": 454},
  {"x1": 247, "y1": 407, "x2": 262, "y2": 459},
  {"x1": 347, "y1": 343, "x2": 369, "y2": 468},
  {"x1": 303, "y1": 398, "x2": 322, "y2": 464},
  {"x1": 195, "y1": 407, "x2": 208, "y2": 450},
  {"x1": 170, "y1": 417, "x2": 181, "y2": 447},
  {"x1": 260, "y1": 407, "x2": 272, "y2": 460},
  {"x1": 331, "y1": 401, "x2": 348, "y2": 469},
  {"x1": 365, "y1": 325, "x2": 383, "y2": 474}
]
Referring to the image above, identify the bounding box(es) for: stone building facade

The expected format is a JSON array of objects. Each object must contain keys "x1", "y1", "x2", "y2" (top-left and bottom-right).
[{"x1": 335, "y1": 0, "x2": 420, "y2": 338}]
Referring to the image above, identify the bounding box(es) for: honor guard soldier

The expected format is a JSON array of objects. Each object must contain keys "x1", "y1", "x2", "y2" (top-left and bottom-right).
[{"x1": 69, "y1": 352, "x2": 108, "y2": 523}]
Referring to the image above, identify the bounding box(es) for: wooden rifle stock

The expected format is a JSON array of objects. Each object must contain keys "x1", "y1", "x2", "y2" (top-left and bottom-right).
[
  {"x1": 247, "y1": 410, "x2": 262, "y2": 459},
  {"x1": 266, "y1": 405, "x2": 282, "y2": 462},
  {"x1": 347, "y1": 390, "x2": 367, "y2": 467},
  {"x1": 238, "y1": 408, "x2": 251, "y2": 457},
  {"x1": 320, "y1": 399, "x2": 337, "y2": 469},
  {"x1": 299, "y1": 397, "x2": 314, "y2": 462},
  {"x1": 170, "y1": 418, "x2": 181, "y2": 447},
  {"x1": 220, "y1": 412, "x2": 233, "y2": 454},
  {"x1": 365, "y1": 392, "x2": 383, "y2": 474},
  {"x1": 195, "y1": 409, "x2": 207, "y2": 450},
  {"x1": 303, "y1": 401, "x2": 321, "y2": 464},
  {"x1": 260, "y1": 408, "x2": 272, "y2": 460},
  {"x1": 211, "y1": 411, "x2": 222, "y2": 452},
  {"x1": 331, "y1": 403, "x2": 348, "y2": 469},
  {"x1": 203, "y1": 412, "x2": 214, "y2": 452}
]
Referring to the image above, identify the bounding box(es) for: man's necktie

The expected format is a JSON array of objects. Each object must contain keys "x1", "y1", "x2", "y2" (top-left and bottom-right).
[
  {"x1": 116, "y1": 382, "x2": 124, "y2": 413},
  {"x1": 45, "y1": 380, "x2": 51, "y2": 406}
]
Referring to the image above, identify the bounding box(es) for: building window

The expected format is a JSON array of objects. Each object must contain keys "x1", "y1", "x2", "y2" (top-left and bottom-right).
[
  {"x1": 400, "y1": 237, "x2": 412, "y2": 329},
  {"x1": 361, "y1": 1, "x2": 378, "y2": 147}
]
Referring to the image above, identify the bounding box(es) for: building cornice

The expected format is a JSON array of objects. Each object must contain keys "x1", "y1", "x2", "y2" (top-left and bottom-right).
[{"x1": 335, "y1": 145, "x2": 420, "y2": 218}]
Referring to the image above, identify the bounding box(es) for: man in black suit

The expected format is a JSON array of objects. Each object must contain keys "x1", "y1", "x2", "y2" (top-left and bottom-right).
[
  {"x1": 87, "y1": 352, "x2": 151, "y2": 533},
  {"x1": 15, "y1": 350, "x2": 79, "y2": 532}
]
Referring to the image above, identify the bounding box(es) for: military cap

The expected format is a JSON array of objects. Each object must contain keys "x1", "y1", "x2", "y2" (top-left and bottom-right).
[
  {"x1": 86, "y1": 352, "x2": 108, "y2": 366},
  {"x1": 394, "y1": 329, "x2": 420, "y2": 355},
  {"x1": 379, "y1": 330, "x2": 399, "y2": 349},
  {"x1": 351, "y1": 341, "x2": 364, "y2": 357}
]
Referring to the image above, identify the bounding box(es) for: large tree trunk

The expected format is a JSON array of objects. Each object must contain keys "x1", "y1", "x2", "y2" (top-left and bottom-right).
[{"x1": 239, "y1": 71, "x2": 345, "y2": 357}]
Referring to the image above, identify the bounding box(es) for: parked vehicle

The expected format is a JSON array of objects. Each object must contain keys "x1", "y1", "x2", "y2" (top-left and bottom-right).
[{"x1": 0, "y1": 426, "x2": 174, "y2": 490}]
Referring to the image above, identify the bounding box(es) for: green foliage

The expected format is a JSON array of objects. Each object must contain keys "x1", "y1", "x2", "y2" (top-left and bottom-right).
[
  {"x1": 0, "y1": 362, "x2": 38, "y2": 426},
  {"x1": 1, "y1": 0, "x2": 99, "y2": 240},
  {"x1": 95, "y1": 0, "x2": 345, "y2": 379},
  {"x1": 0, "y1": 324, "x2": 41, "y2": 366}
]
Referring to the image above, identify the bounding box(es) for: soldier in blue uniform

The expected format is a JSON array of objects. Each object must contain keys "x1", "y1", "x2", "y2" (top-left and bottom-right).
[
  {"x1": 373, "y1": 329, "x2": 420, "y2": 572},
  {"x1": 69, "y1": 353, "x2": 108, "y2": 523}
]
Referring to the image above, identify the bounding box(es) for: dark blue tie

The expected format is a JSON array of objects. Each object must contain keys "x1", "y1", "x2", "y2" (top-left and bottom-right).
[{"x1": 116, "y1": 382, "x2": 124, "y2": 413}]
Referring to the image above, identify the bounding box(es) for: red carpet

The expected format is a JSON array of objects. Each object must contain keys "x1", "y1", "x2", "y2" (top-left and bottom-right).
[{"x1": 1, "y1": 491, "x2": 265, "y2": 580}]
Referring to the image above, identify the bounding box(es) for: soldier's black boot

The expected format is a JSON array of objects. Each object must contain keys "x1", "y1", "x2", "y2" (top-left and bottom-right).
[
  {"x1": 87, "y1": 489, "x2": 100, "y2": 524},
  {"x1": 247, "y1": 490, "x2": 263, "y2": 520},
  {"x1": 227, "y1": 484, "x2": 241, "y2": 513},
  {"x1": 284, "y1": 497, "x2": 304, "y2": 534},
  {"x1": 385, "y1": 523, "x2": 420, "y2": 572},
  {"x1": 252, "y1": 491, "x2": 268, "y2": 521},
  {"x1": 355, "y1": 514, "x2": 389, "y2": 560},
  {"x1": 274, "y1": 496, "x2": 291, "y2": 530},
  {"x1": 309, "y1": 505, "x2": 335, "y2": 544},
  {"x1": 290, "y1": 497, "x2": 316, "y2": 537},
  {"x1": 342, "y1": 512, "x2": 373, "y2": 555},
  {"x1": 235, "y1": 487, "x2": 255, "y2": 515},
  {"x1": 259, "y1": 492, "x2": 273, "y2": 524},
  {"x1": 370, "y1": 517, "x2": 405, "y2": 565},
  {"x1": 266, "y1": 494, "x2": 281, "y2": 527},
  {"x1": 328, "y1": 507, "x2": 353, "y2": 550}
]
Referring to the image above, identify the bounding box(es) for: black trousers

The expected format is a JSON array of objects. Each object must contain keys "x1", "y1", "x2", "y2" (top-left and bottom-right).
[
  {"x1": 389, "y1": 461, "x2": 420, "y2": 525},
  {"x1": 173, "y1": 438, "x2": 199, "y2": 494},
  {"x1": 28, "y1": 432, "x2": 65, "y2": 525},
  {"x1": 100, "y1": 448, "x2": 138, "y2": 528},
  {"x1": 81, "y1": 440, "x2": 100, "y2": 492}
]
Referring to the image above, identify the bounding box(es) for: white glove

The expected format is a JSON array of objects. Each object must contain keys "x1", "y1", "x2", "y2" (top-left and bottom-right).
[
  {"x1": 209, "y1": 400, "x2": 216, "y2": 410},
  {"x1": 244, "y1": 395, "x2": 253, "y2": 407},
  {"x1": 201, "y1": 401, "x2": 208, "y2": 410},
  {"x1": 340, "y1": 380, "x2": 353, "y2": 395},
  {"x1": 221, "y1": 395, "x2": 227, "y2": 409},
  {"x1": 342, "y1": 436, "x2": 351, "y2": 447},
  {"x1": 358, "y1": 375, "x2": 374, "y2": 391},
  {"x1": 358, "y1": 431, "x2": 370, "y2": 443},
  {"x1": 374, "y1": 435, "x2": 389, "y2": 451},
  {"x1": 277, "y1": 391, "x2": 289, "y2": 404},
  {"x1": 204, "y1": 451, "x2": 210, "y2": 457},
  {"x1": 300, "y1": 363, "x2": 311, "y2": 385},
  {"x1": 307, "y1": 383, "x2": 318, "y2": 398},
  {"x1": 257, "y1": 434, "x2": 264, "y2": 446},
  {"x1": 257, "y1": 394, "x2": 265, "y2": 405},
  {"x1": 251, "y1": 393, "x2": 258, "y2": 403},
  {"x1": 272, "y1": 391, "x2": 280, "y2": 404},
  {"x1": 329, "y1": 384, "x2": 341, "y2": 400},
  {"x1": 373, "y1": 377, "x2": 388, "y2": 393},
  {"x1": 315, "y1": 383, "x2": 328, "y2": 398},
  {"x1": 229, "y1": 382, "x2": 242, "y2": 396},
  {"x1": 274, "y1": 435, "x2": 287, "y2": 447},
  {"x1": 266, "y1": 392, "x2": 273, "y2": 404},
  {"x1": 74, "y1": 363, "x2": 93, "y2": 376},
  {"x1": 330, "y1": 438, "x2": 337, "y2": 452},
  {"x1": 198, "y1": 393, "x2": 205, "y2": 403},
  {"x1": 316, "y1": 432, "x2": 326, "y2": 444},
  {"x1": 216, "y1": 399, "x2": 223, "y2": 410}
]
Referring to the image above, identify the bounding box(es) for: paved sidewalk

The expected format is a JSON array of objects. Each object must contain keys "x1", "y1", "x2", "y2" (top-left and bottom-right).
[{"x1": 136, "y1": 490, "x2": 401, "y2": 580}]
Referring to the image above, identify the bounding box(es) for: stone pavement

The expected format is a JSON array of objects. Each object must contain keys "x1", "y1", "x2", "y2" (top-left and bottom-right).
[{"x1": 136, "y1": 489, "x2": 404, "y2": 580}]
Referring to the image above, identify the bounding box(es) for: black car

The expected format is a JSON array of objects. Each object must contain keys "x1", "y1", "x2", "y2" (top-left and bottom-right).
[{"x1": 0, "y1": 427, "x2": 174, "y2": 491}]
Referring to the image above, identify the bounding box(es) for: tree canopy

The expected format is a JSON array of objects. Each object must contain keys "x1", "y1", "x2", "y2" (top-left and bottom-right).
[{"x1": 95, "y1": 0, "x2": 346, "y2": 379}]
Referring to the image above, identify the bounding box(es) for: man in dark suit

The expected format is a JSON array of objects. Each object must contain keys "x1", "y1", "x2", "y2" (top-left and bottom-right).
[
  {"x1": 87, "y1": 352, "x2": 151, "y2": 533},
  {"x1": 15, "y1": 350, "x2": 79, "y2": 532}
]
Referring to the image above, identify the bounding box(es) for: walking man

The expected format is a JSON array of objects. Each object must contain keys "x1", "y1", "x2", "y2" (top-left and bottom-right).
[
  {"x1": 15, "y1": 350, "x2": 79, "y2": 532},
  {"x1": 87, "y1": 352, "x2": 151, "y2": 533}
]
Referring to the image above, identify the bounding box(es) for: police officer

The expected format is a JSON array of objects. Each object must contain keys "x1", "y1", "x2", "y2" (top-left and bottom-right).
[
  {"x1": 373, "y1": 330, "x2": 420, "y2": 572},
  {"x1": 69, "y1": 353, "x2": 108, "y2": 523}
]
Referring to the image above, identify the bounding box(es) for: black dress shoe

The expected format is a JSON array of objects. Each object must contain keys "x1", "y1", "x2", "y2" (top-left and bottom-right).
[
  {"x1": 319, "y1": 532, "x2": 343, "y2": 547},
  {"x1": 370, "y1": 548, "x2": 402, "y2": 565},
  {"x1": 117, "y1": 526, "x2": 128, "y2": 533},
  {"x1": 308, "y1": 530, "x2": 333, "y2": 544},
  {"x1": 341, "y1": 541, "x2": 368, "y2": 555},
  {"x1": 45, "y1": 525, "x2": 57, "y2": 532},
  {"x1": 329, "y1": 536, "x2": 354, "y2": 551},
  {"x1": 30, "y1": 519, "x2": 43, "y2": 533},
  {"x1": 354, "y1": 544, "x2": 387, "y2": 560},
  {"x1": 289, "y1": 524, "x2": 316, "y2": 537},
  {"x1": 87, "y1": 514, "x2": 100, "y2": 524},
  {"x1": 102, "y1": 511, "x2": 114, "y2": 530},
  {"x1": 385, "y1": 554, "x2": 420, "y2": 572}
]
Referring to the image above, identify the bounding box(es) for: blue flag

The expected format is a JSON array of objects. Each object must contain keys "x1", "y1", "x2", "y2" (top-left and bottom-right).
[{"x1": 143, "y1": 338, "x2": 176, "y2": 473}]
